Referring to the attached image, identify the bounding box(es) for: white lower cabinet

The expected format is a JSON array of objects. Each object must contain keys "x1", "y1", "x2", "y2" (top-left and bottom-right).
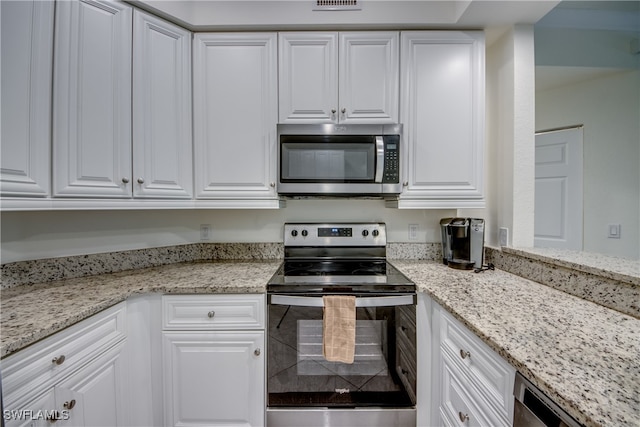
[
  {"x1": 1, "y1": 303, "x2": 128, "y2": 427},
  {"x1": 161, "y1": 295, "x2": 266, "y2": 427},
  {"x1": 434, "y1": 301, "x2": 515, "y2": 427}
]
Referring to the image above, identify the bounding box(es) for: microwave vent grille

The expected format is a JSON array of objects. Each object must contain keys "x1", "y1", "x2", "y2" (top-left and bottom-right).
[{"x1": 313, "y1": 0, "x2": 361, "y2": 11}]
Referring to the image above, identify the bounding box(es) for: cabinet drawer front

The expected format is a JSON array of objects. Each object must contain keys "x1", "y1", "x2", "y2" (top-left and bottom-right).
[
  {"x1": 162, "y1": 294, "x2": 265, "y2": 330},
  {"x1": 440, "y1": 310, "x2": 514, "y2": 419},
  {"x1": 440, "y1": 354, "x2": 508, "y2": 427},
  {"x1": 2, "y1": 303, "x2": 126, "y2": 407}
]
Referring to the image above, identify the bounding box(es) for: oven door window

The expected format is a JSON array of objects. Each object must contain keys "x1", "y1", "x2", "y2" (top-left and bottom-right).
[
  {"x1": 280, "y1": 135, "x2": 375, "y2": 182},
  {"x1": 267, "y1": 300, "x2": 416, "y2": 408}
]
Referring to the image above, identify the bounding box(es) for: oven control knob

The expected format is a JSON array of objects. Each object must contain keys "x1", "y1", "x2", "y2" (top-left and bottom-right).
[
  {"x1": 362, "y1": 230, "x2": 369, "y2": 237},
  {"x1": 372, "y1": 229, "x2": 380, "y2": 237},
  {"x1": 291, "y1": 230, "x2": 298, "y2": 237},
  {"x1": 301, "y1": 229, "x2": 308, "y2": 237}
]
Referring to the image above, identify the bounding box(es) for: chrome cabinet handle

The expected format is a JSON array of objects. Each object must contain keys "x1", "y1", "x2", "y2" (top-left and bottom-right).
[
  {"x1": 207, "y1": 311, "x2": 215, "y2": 318},
  {"x1": 341, "y1": 108, "x2": 346, "y2": 114},
  {"x1": 460, "y1": 349, "x2": 471, "y2": 359},
  {"x1": 254, "y1": 348, "x2": 261, "y2": 356},
  {"x1": 331, "y1": 109, "x2": 336, "y2": 114},
  {"x1": 459, "y1": 411, "x2": 469, "y2": 422},
  {"x1": 52, "y1": 355, "x2": 66, "y2": 365},
  {"x1": 63, "y1": 400, "x2": 76, "y2": 410},
  {"x1": 122, "y1": 177, "x2": 130, "y2": 184},
  {"x1": 137, "y1": 177, "x2": 144, "y2": 184}
]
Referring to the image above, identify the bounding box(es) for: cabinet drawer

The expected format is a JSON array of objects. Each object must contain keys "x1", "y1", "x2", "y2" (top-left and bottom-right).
[
  {"x1": 2, "y1": 303, "x2": 126, "y2": 408},
  {"x1": 439, "y1": 310, "x2": 514, "y2": 419},
  {"x1": 440, "y1": 353, "x2": 509, "y2": 427},
  {"x1": 162, "y1": 294, "x2": 265, "y2": 330}
]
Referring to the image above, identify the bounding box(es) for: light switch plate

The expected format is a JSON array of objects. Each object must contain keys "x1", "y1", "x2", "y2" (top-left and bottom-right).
[
  {"x1": 607, "y1": 224, "x2": 621, "y2": 239},
  {"x1": 408, "y1": 224, "x2": 418, "y2": 240},
  {"x1": 200, "y1": 224, "x2": 211, "y2": 241},
  {"x1": 499, "y1": 227, "x2": 509, "y2": 247}
]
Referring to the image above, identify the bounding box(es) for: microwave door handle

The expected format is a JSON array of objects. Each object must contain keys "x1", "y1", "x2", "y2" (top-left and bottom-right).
[
  {"x1": 269, "y1": 294, "x2": 415, "y2": 308},
  {"x1": 374, "y1": 136, "x2": 385, "y2": 183}
]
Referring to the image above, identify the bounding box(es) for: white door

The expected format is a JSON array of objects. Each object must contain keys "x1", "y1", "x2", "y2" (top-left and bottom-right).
[
  {"x1": 193, "y1": 33, "x2": 278, "y2": 200},
  {"x1": 162, "y1": 331, "x2": 265, "y2": 427},
  {"x1": 1, "y1": 0, "x2": 54, "y2": 197},
  {"x1": 278, "y1": 32, "x2": 338, "y2": 123},
  {"x1": 534, "y1": 127, "x2": 583, "y2": 250},
  {"x1": 339, "y1": 32, "x2": 399, "y2": 124},
  {"x1": 133, "y1": 10, "x2": 193, "y2": 198},
  {"x1": 399, "y1": 31, "x2": 485, "y2": 207},
  {"x1": 53, "y1": 0, "x2": 132, "y2": 197}
]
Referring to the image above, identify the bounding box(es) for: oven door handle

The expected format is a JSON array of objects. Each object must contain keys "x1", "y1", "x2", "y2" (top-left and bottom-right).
[{"x1": 269, "y1": 294, "x2": 415, "y2": 308}]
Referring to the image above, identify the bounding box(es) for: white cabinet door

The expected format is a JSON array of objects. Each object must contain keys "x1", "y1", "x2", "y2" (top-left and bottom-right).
[
  {"x1": 278, "y1": 32, "x2": 338, "y2": 123},
  {"x1": 279, "y1": 32, "x2": 399, "y2": 124},
  {"x1": 193, "y1": 33, "x2": 278, "y2": 200},
  {"x1": 399, "y1": 31, "x2": 485, "y2": 208},
  {"x1": 0, "y1": 0, "x2": 54, "y2": 197},
  {"x1": 339, "y1": 32, "x2": 399, "y2": 123},
  {"x1": 54, "y1": 343, "x2": 128, "y2": 427},
  {"x1": 133, "y1": 10, "x2": 193, "y2": 199},
  {"x1": 162, "y1": 331, "x2": 265, "y2": 427},
  {"x1": 3, "y1": 390, "x2": 57, "y2": 427},
  {"x1": 53, "y1": 0, "x2": 132, "y2": 198}
]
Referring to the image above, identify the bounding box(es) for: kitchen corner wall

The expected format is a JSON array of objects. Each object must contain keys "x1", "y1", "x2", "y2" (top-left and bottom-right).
[{"x1": 0, "y1": 201, "x2": 455, "y2": 263}]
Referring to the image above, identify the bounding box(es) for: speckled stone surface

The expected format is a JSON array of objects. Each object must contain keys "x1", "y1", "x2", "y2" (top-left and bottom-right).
[
  {"x1": 489, "y1": 247, "x2": 640, "y2": 319},
  {"x1": 506, "y1": 247, "x2": 640, "y2": 286},
  {"x1": 0, "y1": 260, "x2": 281, "y2": 358},
  {"x1": 387, "y1": 242, "x2": 441, "y2": 260},
  {"x1": 0, "y1": 243, "x2": 283, "y2": 289},
  {"x1": 392, "y1": 260, "x2": 640, "y2": 427}
]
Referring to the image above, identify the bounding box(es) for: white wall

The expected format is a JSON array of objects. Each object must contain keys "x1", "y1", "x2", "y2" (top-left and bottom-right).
[
  {"x1": 536, "y1": 69, "x2": 640, "y2": 259},
  {"x1": 0, "y1": 201, "x2": 455, "y2": 263},
  {"x1": 479, "y1": 25, "x2": 536, "y2": 248}
]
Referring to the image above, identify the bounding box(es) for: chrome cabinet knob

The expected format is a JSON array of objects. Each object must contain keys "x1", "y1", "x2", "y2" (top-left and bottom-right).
[
  {"x1": 458, "y1": 412, "x2": 469, "y2": 422},
  {"x1": 254, "y1": 348, "x2": 261, "y2": 356},
  {"x1": 403, "y1": 181, "x2": 409, "y2": 186},
  {"x1": 122, "y1": 177, "x2": 130, "y2": 184},
  {"x1": 331, "y1": 109, "x2": 336, "y2": 114},
  {"x1": 137, "y1": 177, "x2": 144, "y2": 184},
  {"x1": 52, "y1": 355, "x2": 66, "y2": 365},
  {"x1": 341, "y1": 108, "x2": 346, "y2": 114},
  {"x1": 207, "y1": 311, "x2": 215, "y2": 318},
  {"x1": 46, "y1": 411, "x2": 61, "y2": 423},
  {"x1": 270, "y1": 182, "x2": 275, "y2": 187},
  {"x1": 460, "y1": 349, "x2": 471, "y2": 359},
  {"x1": 63, "y1": 400, "x2": 76, "y2": 410}
]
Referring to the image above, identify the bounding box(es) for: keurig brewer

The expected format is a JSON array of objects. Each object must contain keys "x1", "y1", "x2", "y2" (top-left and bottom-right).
[{"x1": 440, "y1": 218, "x2": 485, "y2": 270}]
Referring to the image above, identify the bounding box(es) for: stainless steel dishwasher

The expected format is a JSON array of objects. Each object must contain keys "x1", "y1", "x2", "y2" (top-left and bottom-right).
[{"x1": 513, "y1": 373, "x2": 583, "y2": 427}]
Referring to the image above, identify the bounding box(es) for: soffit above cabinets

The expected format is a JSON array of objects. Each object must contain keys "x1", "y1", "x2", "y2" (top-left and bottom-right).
[{"x1": 127, "y1": 0, "x2": 560, "y2": 33}]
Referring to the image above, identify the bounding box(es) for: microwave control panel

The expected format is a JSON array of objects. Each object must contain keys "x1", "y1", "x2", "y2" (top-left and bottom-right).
[{"x1": 383, "y1": 135, "x2": 400, "y2": 183}]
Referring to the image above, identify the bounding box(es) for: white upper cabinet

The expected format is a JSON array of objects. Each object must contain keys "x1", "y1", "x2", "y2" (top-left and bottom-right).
[
  {"x1": 398, "y1": 31, "x2": 485, "y2": 208},
  {"x1": 0, "y1": 0, "x2": 54, "y2": 197},
  {"x1": 279, "y1": 31, "x2": 399, "y2": 124},
  {"x1": 133, "y1": 10, "x2": 193, "y2": 199},
  {"x1": 193, "y1": 33, "x2": 279, "y2": 204},
  {"x1": 53, "y1": 0, "x2": 133, "y2": 198}
]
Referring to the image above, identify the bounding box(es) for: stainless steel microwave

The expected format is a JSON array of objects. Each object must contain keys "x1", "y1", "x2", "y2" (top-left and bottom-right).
[{"x1": 277, "y1": 124, "x2": 402, "y2": 196}]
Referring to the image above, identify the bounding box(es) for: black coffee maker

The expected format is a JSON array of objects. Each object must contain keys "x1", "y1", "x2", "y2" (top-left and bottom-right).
[{"x1": 440, "y1": 218, "x2": 485, "y2": 270}]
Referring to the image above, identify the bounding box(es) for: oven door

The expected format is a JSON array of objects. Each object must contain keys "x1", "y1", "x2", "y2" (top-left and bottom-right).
[{"x1": 267, "y1": 293, "x2": 416, "y2": 426}]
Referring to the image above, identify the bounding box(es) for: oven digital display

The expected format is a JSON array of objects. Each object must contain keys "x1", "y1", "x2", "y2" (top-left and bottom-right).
[{"x1": 318, "y1": 227, "x2": 352, "y2": 237}]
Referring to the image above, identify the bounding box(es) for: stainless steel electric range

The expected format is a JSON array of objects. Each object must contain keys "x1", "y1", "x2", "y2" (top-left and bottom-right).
[{"x1": 267, "y1": 223, "x2": 417, "y2": 427}]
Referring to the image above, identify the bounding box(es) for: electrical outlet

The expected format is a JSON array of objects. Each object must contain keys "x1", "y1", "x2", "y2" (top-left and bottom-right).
[
  {"x1": 499, "y1": 227, "x2": 509, "y2": 247},
  {"x1": 200, "y1": 224, "x2": 211, "y2": 241},
  {"x1": 408, "y1": 224, "x2": 418, "y2": 241}
]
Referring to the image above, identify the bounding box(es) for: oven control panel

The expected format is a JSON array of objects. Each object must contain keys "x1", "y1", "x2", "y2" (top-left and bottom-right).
[{"x1": 284, "y1": 223, "x2": 386, "y2": 246}]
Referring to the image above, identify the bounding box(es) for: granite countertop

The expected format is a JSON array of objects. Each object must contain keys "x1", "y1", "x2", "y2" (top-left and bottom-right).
[
  {"x1": 2, "y1": 259, "x2": 638, "y2": 427},
  {"x1": 0, "y1": 260, "x2": 281, "y2": 358},
  {"x1": 392, "y1": 260, "x2": 640, "y2": 427}
]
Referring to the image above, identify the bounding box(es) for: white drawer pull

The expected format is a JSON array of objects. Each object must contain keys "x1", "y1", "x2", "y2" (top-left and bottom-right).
[
  {"x1": 207, "y1": 311, "x2": 215, "y2": 318},
  {"x1": 460, "y1": 349, "x2": 471, "y2": 359}
]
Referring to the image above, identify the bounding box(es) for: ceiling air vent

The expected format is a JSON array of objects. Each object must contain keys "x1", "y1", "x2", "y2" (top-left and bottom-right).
[{"x1": 313, "y1": 0, "x2": 361, "y2": 11}]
